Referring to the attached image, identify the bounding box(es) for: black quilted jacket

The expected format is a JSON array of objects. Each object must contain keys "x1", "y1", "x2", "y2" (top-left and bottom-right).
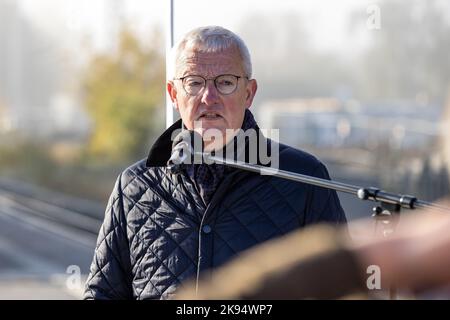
[{"x1": 83, "y1": 120, "x2": 347, "y2": 300}]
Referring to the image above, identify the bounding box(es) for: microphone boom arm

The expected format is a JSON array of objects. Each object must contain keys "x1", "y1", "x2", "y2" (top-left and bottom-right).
[{"x1": 201, "y1": 153, "x2": 449, "y2": 213}]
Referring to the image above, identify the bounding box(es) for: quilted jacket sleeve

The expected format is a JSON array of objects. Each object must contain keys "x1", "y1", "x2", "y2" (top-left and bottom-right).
[
  {"x1": 304, "y1": 162, "x2": 347, "y2": 225},
  {"x1": 83, "y1": 173, "x2": 133, "y2": 299}
]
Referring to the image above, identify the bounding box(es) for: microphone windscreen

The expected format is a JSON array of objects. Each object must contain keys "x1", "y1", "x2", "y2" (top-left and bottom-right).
[
  {"x1": 172, "y1": 130, "x2": 193, "y2": 150},
  {"x1": 171, "y1": 130, "x2": 203, "y2": 152}
]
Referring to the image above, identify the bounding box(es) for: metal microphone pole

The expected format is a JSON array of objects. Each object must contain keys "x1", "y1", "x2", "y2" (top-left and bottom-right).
[
  {"x1": 166, "y1": 131, "x2": 446, "y2": 212},
  {"x1": 200, "y1": 153, "x2": 448, "y2": 212}
]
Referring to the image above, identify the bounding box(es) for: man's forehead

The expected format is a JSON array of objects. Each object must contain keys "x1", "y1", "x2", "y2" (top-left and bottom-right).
[
  {"x1": 177, "y1": 49, "x2": 243, "y2": 75},
  {"x1": 183, "y1": 49, "x2": 239, "y2": 62}
]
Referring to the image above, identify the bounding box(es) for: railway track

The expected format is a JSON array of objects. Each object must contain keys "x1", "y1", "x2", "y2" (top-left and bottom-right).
[{"x1": 0, "y1": 178, "x2": 104, "y2": 237}]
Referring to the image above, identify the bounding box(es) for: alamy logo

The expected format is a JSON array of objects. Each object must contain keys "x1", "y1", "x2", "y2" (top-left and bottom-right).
[
  {"x1": 367, "y1": 4, "x2": 381, "y2": 30},
  {"x1": 66, "y1": 265, "x2": 82, "y2": 290},
  {"x1": 366, "y1": 265, "x2": 381, "y2": 290},
  {"x1": 170, "y1": 127, "x2": 280, "y2": 174}
]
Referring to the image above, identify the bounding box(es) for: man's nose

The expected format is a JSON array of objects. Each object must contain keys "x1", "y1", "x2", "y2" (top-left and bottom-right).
[{"x1": 200, "y1": 80, "x2": 220, "y2": 105}]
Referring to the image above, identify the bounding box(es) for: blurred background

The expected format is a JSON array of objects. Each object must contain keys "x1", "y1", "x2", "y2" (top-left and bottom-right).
[{"x1": 0, "y1": 0, "x2": 449, "y2": 299}]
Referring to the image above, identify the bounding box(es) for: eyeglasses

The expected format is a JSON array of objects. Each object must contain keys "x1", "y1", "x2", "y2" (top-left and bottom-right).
[{"x1": 173, "y1": 74, "x2": 248, "y2": 96}]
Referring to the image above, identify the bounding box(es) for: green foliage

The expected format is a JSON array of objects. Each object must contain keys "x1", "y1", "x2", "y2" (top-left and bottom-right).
[{"x1": 83, "y1": 28, "x2": 165, "y2": 162}]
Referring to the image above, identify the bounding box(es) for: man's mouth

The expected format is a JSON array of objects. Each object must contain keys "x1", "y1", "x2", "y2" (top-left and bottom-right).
[{"x1": 198, "y1": 112, "x2": 223, "y2": 120}]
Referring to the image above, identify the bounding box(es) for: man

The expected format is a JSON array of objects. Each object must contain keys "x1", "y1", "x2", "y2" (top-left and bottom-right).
[{"x1": 84, "y1": 26, "x2": 346, "y2": 300}]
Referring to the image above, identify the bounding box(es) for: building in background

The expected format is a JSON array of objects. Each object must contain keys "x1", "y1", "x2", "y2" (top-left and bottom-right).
[
  {"x1": 257, "y1": 97, "x2": 449, "y2": 201},
  {"x1": 257, "y1": 98, "x2": 441, "y2": 151}
]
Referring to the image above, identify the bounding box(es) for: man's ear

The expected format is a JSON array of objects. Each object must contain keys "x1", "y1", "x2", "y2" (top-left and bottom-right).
[
  {"x1": 245, "y1": 79, "x2": 258, "y2": 109},
  {"x1": 167, "y1": 81, "x2": 179, "y2": 111}
]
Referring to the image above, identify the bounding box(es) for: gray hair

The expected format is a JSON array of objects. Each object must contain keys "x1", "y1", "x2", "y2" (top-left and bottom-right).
[{"x1": 169, "y1": 26, "x2": 252, "y2": 79}]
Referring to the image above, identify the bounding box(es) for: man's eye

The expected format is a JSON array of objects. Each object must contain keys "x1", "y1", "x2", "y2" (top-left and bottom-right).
[
  {"x1": 187, "y1": 81, "x2": 203, "y2": 87},
  {"x1": 218, "y1": 80, "x2": 234, "y2": 86}
]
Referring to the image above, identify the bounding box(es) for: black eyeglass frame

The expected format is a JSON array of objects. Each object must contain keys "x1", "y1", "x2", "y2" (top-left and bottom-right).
[{"x1": 173, "y1": 74, "x2": 249, "y2": 96}]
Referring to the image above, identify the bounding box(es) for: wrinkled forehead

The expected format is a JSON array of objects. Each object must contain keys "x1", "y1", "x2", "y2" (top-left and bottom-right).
[{"x1": 175, "y1": 47, "x2": 245, "y2": 77}]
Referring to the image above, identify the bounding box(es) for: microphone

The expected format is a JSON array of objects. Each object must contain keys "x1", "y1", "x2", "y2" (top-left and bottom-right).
[{"x1": 167, "y1": 130, "x2": 203, "y2": 174}]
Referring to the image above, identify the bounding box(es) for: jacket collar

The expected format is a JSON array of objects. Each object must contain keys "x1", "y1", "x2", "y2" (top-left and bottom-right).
[{"x1": 146, "y1": 118, "x2": 183, "y2": 167}]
